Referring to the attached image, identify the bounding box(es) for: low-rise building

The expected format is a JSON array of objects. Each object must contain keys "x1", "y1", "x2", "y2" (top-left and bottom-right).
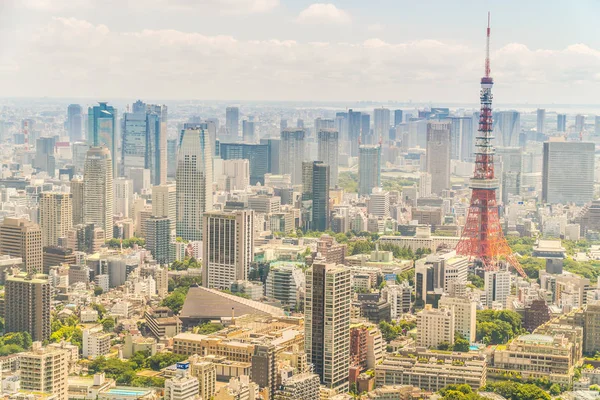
[{"x1": 145, "y1": 307, "x2": 182, "y2": 339}]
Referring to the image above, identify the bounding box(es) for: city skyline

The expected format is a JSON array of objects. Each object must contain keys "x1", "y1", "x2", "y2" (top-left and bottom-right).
[{"x1": 2, "y1": 1, "x2": 600, "y2": 103}]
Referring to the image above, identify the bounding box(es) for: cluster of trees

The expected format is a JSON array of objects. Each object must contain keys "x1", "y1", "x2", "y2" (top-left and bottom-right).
[
  {"x1": 467, "y1": 273, "x2": 484, "y2": 289},
  {"x1": 88, "y1": 351, "x2": 186, "y2": 387},
  {"x1": 338, "y1": 171, "x2": 358, "y2": 193},
  {"x1": 106, "y1": 237, "x2": 145, "y2": 249},
  {"x1": 50, "y1": 315, "x2": 83, "y2": 349},
  {"x1": 0, "y1": 332, "x2": 32, "y2": 356},
  {"x1": 439, "y1": 384, "x2": 486, "y2": 400},
  {"x1": 378, "y1": 320, "x2": 416, "y2": 342},
  {"x1": 161, "y1": 287, "x2": 188, "y2": 314},
  {"x1": 194, "y1": 322, "x2": 224, "y2": 334},
  {"x1": 483, "y1": 381, "x2": 551, "y2": 400},
  {"x1": 167, "y1": 275, "x2": 202, "y2": 292},
  {"x1": 476, "y1": 310, "x2": 524, "y2": 345},
  {"x1": 382, "y1": 176, "x2": 418, "y2": 192},
  {"x1": 170, "y1": 257, "x2": 201, "y2": 271},
  {"x1": 436, "y1": 333, "x2": 470, "y2": 353},
  {"x1": 349, "y1": 239, "x2": 431, "y2": 260},
  {"x1": 563, "y1": 258, "x2": 600, "y2": 282},
  {"x1": 506, "y1": 236, "x2": 536, "y2": 256}
]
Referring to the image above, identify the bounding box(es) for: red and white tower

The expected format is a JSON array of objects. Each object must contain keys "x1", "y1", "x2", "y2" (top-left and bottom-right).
[{"x1": 455, "y1": 13, "x2": 526, "y2": 278}]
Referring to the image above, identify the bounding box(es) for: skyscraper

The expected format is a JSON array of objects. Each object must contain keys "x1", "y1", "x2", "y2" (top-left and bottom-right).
[
  {"x1": 493, "y1": 111, "x2": 520, "y2": 147},
  {"x1": 536, "y1": 108, "x2": 546, "y2": 134},
  {"x1": 114, "y1": 178, "x2": 133, "y2": 218},
  {"x1": 576, "y1": 115, "x2": 585, "y2": 132},
  {"x1": 305, "y1": 262, "x2": 351, "y2": 391},
  {"x1": 70, "y1": 177, "x2": 84, "y2": 226},
  {"x1": 450, "y1": 117, "x2": 474, "y2": 161},
  {"x1": 495, "y1": 147, "x2": 522, "y2": 204},
  {"x1": 348, "y1": 109, "x2": 362, "y2": 156},
  {"x1": 302, "y1": 161, "x2": 330, "y2": 232},
  {"x1": 67, "y1": 104, "x2": 83, "y2": 142},
  {"x1": 595, "y1": 116, "x2": 600, "y2": 136},
  {"x1": 220, "y1": 142, "x2": 271, "y2": 185},
  {"x1": 542, "y1": 140, "x2": 594, "y2": 205},
  {"x1": 358, "y1": 145, "x2": 381, "y2": 197},
  {"x1": 0, "y1": 218, "x2": 43, "y2": 275},
  {"x1": 167, "y1": 139, "x2": 178, "y2": 178},
  {"x1": 122, "y1": 100, "x2": 167, "y2": 185},
  {"x1": 176, "y1": 127, "x2": 213, "y2": 241},
  {"x1": 35, "y1": 137, "x2": 56, "y2": 177},
  {"x1": 242, "y1": 120, "x2": 255, "y2": 142},
  {"x1": 226, "y1": 107, "x2": 240, "y2": 137},
  {"x1": 83, "y1": 147, "x2": 114, "y2": 240},
  {"x1": 152, "y1": 184, "x2": 177, "y2": 221},
  {"x1": 280, "y1": 128, "x2": 305, "y2": 185},
  {"x1": 426, "y1": 121, "x2": 451, "y2": 195},
  {"x1": 88, "y1": 102, "x2": 117, "y2": 177},
  {"x1": 5, "y1": 274, "x2": 51, "y2": 341},
  {"x1": 202, "y1": 210, "x2": 254, "y2": 289},
  {"x1": 374, "y1": 108, "x2": 391, "y2": 142},
  {"x1": 39, "y1": 192, "x2": 72, "y2": 247},
  {"x1": 317, "y1": 129, "x2": 339, "y2": 187},
  {"x1": 361, "y1": 113, "x2": 371, "y2": 144},
  {"x1": 557, "y1": 114, "x2": 567, "y2": 132},
  {"x1": 394, "y1": 110, "x2": 403, "y2": 126},
  {"x1": 145, "y1": 216, "x2": 174, "y2": 265}
]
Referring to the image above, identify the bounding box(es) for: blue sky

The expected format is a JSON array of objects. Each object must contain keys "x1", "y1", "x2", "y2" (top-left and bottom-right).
[{"x1": 1, "y1": 0, "x2": 600, "y2": 104}]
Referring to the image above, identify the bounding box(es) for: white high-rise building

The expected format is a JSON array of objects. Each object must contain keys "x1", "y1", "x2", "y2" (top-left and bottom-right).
[
  {"x1": 484, "y1": 269, "x2": 511, "y2": 309},
  {"x1": 114, "y1": 178, "x2": 133, "y2": 218},
  {"x1": 280, "y1": 128, "x2": 305, "y2": 185},
  {"x1": 367, "y1": 188, "x2": 390, "y2": 218},
  {"x1": 165, "y1": 373, "x2": 199, "y2": 400},
  {"x1": 222, "y1": 159, "x2": 250, "y2": 191},
  {"x1": 426, "y1": 121, "x2": 451, "y2": 195},
  {"x1": 70, "y1": 177, "x2": 84, "y2": 226},
  {"x1": 317, "y1": 129, "x2": 339, "y2": 187},
  {"x1": 305, "y1": 262, "x2": 351, "y2": 392},
  {"x1": 419, "y1": 172, "x2": 432, "y2": 197},
  {"x1": 39, "y1": 192, "x2": 72, "y2": 247},
  {"x1": 493, "y1": 111, "x2": 520, "y2": 147},
  {"x1": 202, "y1": 210, "x2": 254, "y2": 290},
  {"x1": 176, "y1": 127, "x2": 213, "y2": 241},
  {"x1": 226, "y1": 107, "x2": 240, "y2": 137},
  {"x1": 83, "y1": 146, "x2": 114, "y2": 240},
  {"x1": 82, "y1": 328, "x2": 111, "y2": 358},
  {"x1": 438, "y1": 296, "x2": 477, "y2": 343},
  {"x1": 374, "y1": 108, "x2": 391, "y2": 142},
  {"x1": 416, "y1": 305, "x2": 455, "y2": 348}
]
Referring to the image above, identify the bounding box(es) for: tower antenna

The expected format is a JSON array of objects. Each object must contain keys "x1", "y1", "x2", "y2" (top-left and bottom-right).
[{"x1": 485, "y1": 12, "x2": 491, "y2": 78}]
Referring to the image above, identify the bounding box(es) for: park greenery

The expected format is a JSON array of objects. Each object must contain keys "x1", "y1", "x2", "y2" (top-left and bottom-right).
[
  {"x1": 194, "y1": 322, "x2": 224, "y2": 335},
  {"x1": 88, "y1": 351, "x2": 186, "y2": 387},
  {"x1": 378, "y1": 320, "x2": 416, "y2": 342},
  {"x1": 161, "y1": 287, "x2": 188, "y2": 314},
  {"x1": 106, "y1": 237, "x2": 145, "y2": 249},
  {"x1": 475, "y1": 310, "x2": 524, "y2": 345},
  {"x1": 439, "y1": 381, "x2": 553, "y2": 400},
  {"x1": 50, "y1": 315, "x2": 83, "y2": 349}
]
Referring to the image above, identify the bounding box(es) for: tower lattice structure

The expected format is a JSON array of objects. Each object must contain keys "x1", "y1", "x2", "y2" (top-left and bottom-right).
[{"x1": 455, "y1": 13, "x2": 526, "y2": 278}]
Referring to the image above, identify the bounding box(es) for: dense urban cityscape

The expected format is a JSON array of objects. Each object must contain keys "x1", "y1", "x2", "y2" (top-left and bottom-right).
[{"x1": 2, "y1": 2, "x2": 600, "y2": 400}]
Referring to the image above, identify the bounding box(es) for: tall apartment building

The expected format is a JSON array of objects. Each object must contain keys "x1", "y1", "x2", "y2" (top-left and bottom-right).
[
  {"x1": 302, "y1": 161, "x2": 330, "y2": 232},
  {"x1": 88, "y1": 102, "x2": 118, "y2": 177},
  {"x1": 82, "y1": 328, "x2": 111, "y2": 358},
  {"x1": 202, "y1": 210, "x2": 254, "y2": 289},
  {"x1": 305, "y1": 262, "x2": 351, "y2": 392},
  {"x1": 190, "y1": 360, "x2": 217, "y2": 400},
  {"x1": 5, "y1": 274, "x2": 51, "y2": 341},
  {"x1": 275, "y1": 373, "x2": 320, "y2": 400},
  {"x1": 176, "y1": 127, "x2": 213, "y2": 241},
  {"x1": 317, "y1": 129, "x2": 339, "y2": 186},
  {"x1": 542, "y1": 140, "x2": 594, "y2": 205},
  {"x1": 416, "y1": 305, "x2": 455, "y2": 348},
  {"x1": 426, "y1": 121, "x2": 451, "y2": 195},
  {"x1": 146, "y1": 216, "x2": 174, "y2": 264},
  {"x1": 83, "y1": 146, "x2": 114, "y2": 240},
  {"x1": 419, "y1": 172, "x2": 432, "y2": 197},
  {"x1": 39, "y1": 192, "x2": 72, "y2": 247},
  {"x1": 367, "y1": 188, "x2": 390, "y2": 218},
  {"x1": 373, "y1": 108, "x2": 391, "y2": 142},
  {"x1": 20, "y1": 342, "x2": 69, "y2": 400},
  {"x1": 43, "y1": 246, "x2": 76, "y2": 274},
  {"x1": 484, "y1": 269, "x2": 511, "y2": 309},
  {"x1": 584, "y1": 301, "x2": 600, "y2": 354},
  {"x1": 152, "y1": 184, "x2": 177, "y2": 221},
  {"x1": 358, "y1": 145, "x2": 382, "y2": 197},
  {"x1": 0, "y1": 217, "x2": 43, "y2": 275},
  {"x1": 66, "y1": 224, "x2": 105, "y2": 254},
  {"x1": 280, "y1": 128, "x2": 305, "y2": 185},
  {"x1": 438, "y1": 296, "x2": 477, "y2": 342},
  {"x1": 251, "y1": 344, "x2": 277, "y2": 399},
  {"x1": 70, "y1": 177, "x2": 84, "y2": 226}
]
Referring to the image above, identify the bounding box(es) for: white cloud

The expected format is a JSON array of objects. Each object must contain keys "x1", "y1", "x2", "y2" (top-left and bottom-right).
[
  {"x1": 4, "y1": 17, "x2": 600, "y2": 103},
  {"x1": 297, "y1": 3, "x2": 351, "y2": 25},
  {"x1": 367, "y1": 23, "x2": 384, "y2": 32}
]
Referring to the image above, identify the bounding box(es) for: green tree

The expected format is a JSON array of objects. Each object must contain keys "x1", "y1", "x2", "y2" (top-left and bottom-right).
[
  {"x1": 101, "y1": 317, "x2": 116, "y2": 332},
  {"x1": 437, "y1": 341, "x2": 452, "y2": 351},
  {"x1": 161, "y1": 287, "x2": 188, "y2": 314},
  {"x1": 195, "y1": 322, "x2": 224, "y2": 335},
  {"x1": 467, "y1": 273, "x2": 484, "y2": 289},
  {"x1": 453, "y1": 333, "x2": 470, "y2": 353},
  {"x1": 94, "y1": 286, "x2": 104, "y2": 296}
]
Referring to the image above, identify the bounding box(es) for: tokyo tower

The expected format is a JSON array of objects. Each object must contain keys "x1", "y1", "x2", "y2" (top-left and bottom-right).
[{"x1": 455, "y1": 13, "x2": 526, "y2": 278}]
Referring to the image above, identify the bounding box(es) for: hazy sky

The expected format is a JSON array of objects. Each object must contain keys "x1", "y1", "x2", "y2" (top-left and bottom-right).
[{"x1": 1, "y1": 0, "x2": 600, "y2": 104}]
